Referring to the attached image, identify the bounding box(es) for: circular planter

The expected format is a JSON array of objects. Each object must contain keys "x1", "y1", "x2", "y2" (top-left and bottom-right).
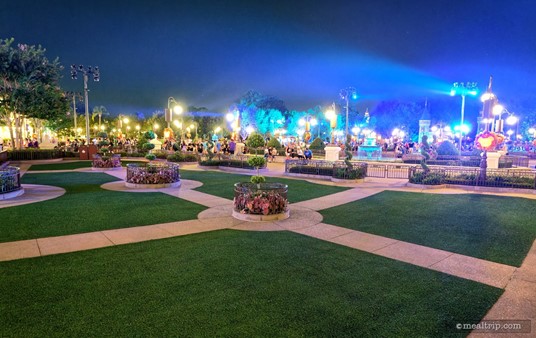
[
  {"x1": 125, "y1": 162, "x2": 180, "y2": 188},
  {"x1": 92, "y1": 154, "x2": 122, "y2": 170},
  {"x1": 1, "y1": 166, "x2": 23, "y2": 200},
  {"x1": 232, "y1": 182, "x2": 289, "y2": 221},
  {"x1": 91, "y1": 166, "x2": 122, "y2": 171}
]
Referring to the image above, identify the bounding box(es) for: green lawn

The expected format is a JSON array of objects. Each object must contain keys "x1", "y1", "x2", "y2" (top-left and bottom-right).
[
  {"x1": 180, "y1": 169, "x2": 350, "y2": 203},
  {"x1": 28, "y1": 160, "x2": 146, "y2": 171},
  {"x1": 0, "y1": 172, "x2": 205, "y2": 243},
  {"x1": 320, "y1": 191, "x2": 536, "y2": 267},
  {"x1": 0, "y1": 230, "x2": 501, "y2": 337}
]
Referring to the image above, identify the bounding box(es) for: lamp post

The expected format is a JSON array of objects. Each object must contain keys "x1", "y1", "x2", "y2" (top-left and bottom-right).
[
  {"x1": 450, "y1": 82, "x2": 478, "y2": 155},
  {"x1": 325, "y1": 103, "x2": 337, "y2": 144},
  {"x1": 339, "y1": 87, "x2": 357, "y2": 138},
  {"x1": 70, "y1": 65, "x2": 100, "y2": 145},
  {"x1": 166, "y1": 97, "x2": 183, "y2": 129}
]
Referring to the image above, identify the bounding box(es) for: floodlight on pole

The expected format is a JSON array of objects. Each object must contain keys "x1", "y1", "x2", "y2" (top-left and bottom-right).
[
  {"x1": 339, "y1": 87, "x2": 357, "y2": 138},
  {"x1": 451, "y1": 81, "x2": 478, "y2": 155},
  {"x1": 70, "y1": 64, "x2": 100, "y2": 144}
]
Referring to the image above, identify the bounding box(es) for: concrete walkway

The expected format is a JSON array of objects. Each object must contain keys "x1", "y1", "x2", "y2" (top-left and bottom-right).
[{"x1": 2, "y1": 160, "x2": 536, "y2": 333}]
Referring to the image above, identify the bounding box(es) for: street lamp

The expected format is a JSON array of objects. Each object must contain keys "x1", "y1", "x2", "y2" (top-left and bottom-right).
[
  {"x1": 70, "y1": 64, "x2": 100, "y2": 145},
  {"x1": 339, "y1": 87, "x2": 357, "y2": 138},
  {"x1": 325, "y1": 103, "x2": 337, "y2": 144},
  {"x1": 166, "y1": 97, "x2": 183, "y2": 129},
  {"x1": 450, "y1": 81, "x2": 478, "y2": 154}
]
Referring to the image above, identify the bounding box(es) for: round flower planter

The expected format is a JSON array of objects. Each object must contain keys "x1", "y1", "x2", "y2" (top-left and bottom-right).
[
  {"x1": 232, "y1": 182, "x2": 289, "y2": 221},
  {"x1": 92, "y1": 154, "x2": 122, "y2": 170},
  {"x1": 125, "y1": 162, "x2": 180, "y2": 189},
  {"x1": 0, "y1": 166, "x2": 23, "y2": 200}
]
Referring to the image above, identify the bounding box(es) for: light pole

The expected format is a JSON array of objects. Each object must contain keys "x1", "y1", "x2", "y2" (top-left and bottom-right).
[
  {"x1": 325, "y1": 103, "x2": 337, "y2": 144},
  {"x1": 450, "y1": 82, "x2": 478, "y2": 155},
  {"x1": 339, "y1": 87, "x2": 357, "y2": 138},
  {"x1": 70, "y1": 65, "x2": 100, "y2": 145},
  {"x1": 166, "y1": 97, "x2": 183, "y2": 129},
  {"x1": 65, "y1": 91, "x2": 83, "y2": 136}
]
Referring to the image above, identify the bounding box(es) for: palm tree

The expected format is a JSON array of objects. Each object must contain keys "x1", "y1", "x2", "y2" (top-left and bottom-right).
[{"x1": 91, "y1": 106, "x2": 109, "y2": 130}]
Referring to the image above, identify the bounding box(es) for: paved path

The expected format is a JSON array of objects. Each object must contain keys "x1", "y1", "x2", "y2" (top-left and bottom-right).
[{"x1": 2, "y1": 160, "x2": 536, "y2": 333}]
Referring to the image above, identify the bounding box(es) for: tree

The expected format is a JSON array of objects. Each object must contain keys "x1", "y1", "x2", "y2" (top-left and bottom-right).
[
  {"x1": 0, "y1": 38, "x2": 68, "y2": 148},
  {"x1": 91, "y1": 105, "x2": 109, "y2": 129}
]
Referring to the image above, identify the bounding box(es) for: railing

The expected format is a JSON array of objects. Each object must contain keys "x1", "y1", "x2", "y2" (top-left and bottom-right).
[
  {"x1": 409, "y1": 166, "x2": 536, "y2": 189},
  {"x1": 285, "y1": 159, "x2": 367, "y2": 179},
  {"x1": 126, "y1": 162, "x2": 180, "y2": 184},
  {"x1": 365, "y1": 163, "x2": 414, "y2": 179},
  {"x1": 0, "y1": 166, "x2": 22, "y2": 194},
  {"x1": 403, "y1": 155, "x2": 529, "y2": 168},
  {"x1": 234, "y1": 182, "x2": 288, "y2": 201},
  {"x1": 502, "y1": 155, "x2": 530, "y2": 168}
]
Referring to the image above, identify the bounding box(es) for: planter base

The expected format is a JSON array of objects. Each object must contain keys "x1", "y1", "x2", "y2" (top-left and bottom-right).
[
  {"x1": 125, "y1": 181, "x2": 181, "y2": 189},
  {"x1": 91, "y1": 166, "x2": 123, "y2": 171},
  {"x1": 0, "y1": 188, "x2": 24, "y2": 200},
  {"x1": 232, "y1": 209, "x2": 290, "y2": 222}
]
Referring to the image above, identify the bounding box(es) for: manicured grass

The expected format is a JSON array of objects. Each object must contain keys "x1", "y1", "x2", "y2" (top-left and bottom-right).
[
  {"x1": 180, "y1": 169, "x2": 350, "y2": 203},
  {"x1": 0, "y1": 172, "x2": 205, "y2": 243},
  {"x1": 0, "y1": 230, "x2": 501, "y2": 337},
  {"x1": 28, "y1": 160, "x2": 146, "y2": 171},
  {"x1": 320, "y1": 191, "x2": 536, "y2": 267}
]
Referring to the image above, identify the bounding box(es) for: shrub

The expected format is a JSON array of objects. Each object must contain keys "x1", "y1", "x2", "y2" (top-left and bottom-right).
[
  {"x1": 198, "y1": 159, "x2": 221, "y2": 166},
  {"x1": 250, "y1": 175, "x2": 266, "y2": 184},
  {"x1": 409, "y1": 172, "x2": 445, "y2": 185},
  {"x1": 436, "y1": 141, "x2": 459, "y2": 156},
  {"x1": 309, "y1": 137, "x2": 325, "y2": 150},
  {"x1": 145, "y1": 153, "x2": 156, "y2": 161},
  {"x1": 267, "y1": 138, "x2": 282, "y2": 149},
  {"x1": 144, "y1": 131, "x2": 156, "y2": 140},
  {"x1": 152, "y1": 150, "x2": 169, "y2": 159},
  {"x1": 97, "y1": 132, "x2": 108, "y2": 139},
  {"x1": 142, "y1": 143, "x2": 155, "y2": 151},
  {"x1": 246, "y1": 132, "x2": 265, "y2": 154},
  {"x1": 167, "y1": 152, "x2": 198, "y2": 162},
  {"x1": 247, "y1": 156, "x2": 266, "y2": 168}
]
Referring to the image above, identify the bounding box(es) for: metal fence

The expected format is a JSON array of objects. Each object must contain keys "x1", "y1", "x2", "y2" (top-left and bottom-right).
[
  {"x1": 126, "y1": 162, "x2": 180, "y2": 184},
  {"x1": 409, "y1": 166, "x2": 536, "y2": 189},
  {"x1": 365, "y1": 163, "x2": 414, "y2": 179},
  {"x1": 0, "y1": 166, "x2": 22, "y2": 195}
]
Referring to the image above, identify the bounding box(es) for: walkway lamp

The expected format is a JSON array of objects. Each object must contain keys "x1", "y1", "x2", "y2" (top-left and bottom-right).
[{"x1": 450, "y1": 81, "x2": 478, "y2": 154}]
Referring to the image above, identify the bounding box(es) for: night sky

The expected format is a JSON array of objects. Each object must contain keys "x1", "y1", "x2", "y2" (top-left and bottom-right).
[{"x1": 3, "y1": 0, "x2": 536, "y2": 116}]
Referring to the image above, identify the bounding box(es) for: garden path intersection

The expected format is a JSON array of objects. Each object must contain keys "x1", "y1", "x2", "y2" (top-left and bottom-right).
[{"x1": 1, "y1": 160, "x2": 535, "y2": 335}]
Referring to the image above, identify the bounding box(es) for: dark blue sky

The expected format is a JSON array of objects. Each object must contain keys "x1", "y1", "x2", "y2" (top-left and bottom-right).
[{"x1": 3, "y1": 0, "x2": 536, "y2": 115}]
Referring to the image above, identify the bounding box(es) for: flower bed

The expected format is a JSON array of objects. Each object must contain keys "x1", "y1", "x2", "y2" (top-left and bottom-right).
[
  {"x1": 126, "y1": 162, "x2": 180, "y2": 187},
  {"x1": 92, "y1": 154, "x2": 121, "y2": 169},
  {"x1": 1, "y1": 166, "x2": 23, "y2": 199},
  {"x1": 233, "y1": 182, "x2": 289, "y2": 221}
]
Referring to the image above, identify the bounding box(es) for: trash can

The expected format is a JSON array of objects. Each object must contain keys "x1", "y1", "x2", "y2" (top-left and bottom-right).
[{"x1": 79, "y1": 145, "x2": 89, "y2": 160}]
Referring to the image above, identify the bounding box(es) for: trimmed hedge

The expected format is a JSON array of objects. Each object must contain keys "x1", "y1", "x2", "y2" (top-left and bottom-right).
[
  {"x1": 167, "y1": 152, "x2": 199, "y2": 162},
  {"x1": 8, "y1": 149, "x2": 75, "y2": 160}
]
